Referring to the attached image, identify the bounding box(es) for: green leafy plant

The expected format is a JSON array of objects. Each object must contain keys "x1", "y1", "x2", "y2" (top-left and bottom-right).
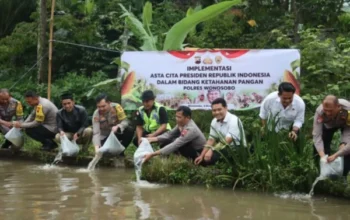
[
  {"x1": 203, "y1": 114, "x2": 317, "y2": 192},
  {"x1": 119, "y1": 0, "x2": 242, "y2": 51}
]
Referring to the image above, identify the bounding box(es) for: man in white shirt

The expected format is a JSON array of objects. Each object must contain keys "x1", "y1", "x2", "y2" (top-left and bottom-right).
[
  {"x1": 259, "y1": 82, "x2": 305, "y2": 141},
  {"x1": 194, "y1": 98, "x2": 245, "y2": 165}
]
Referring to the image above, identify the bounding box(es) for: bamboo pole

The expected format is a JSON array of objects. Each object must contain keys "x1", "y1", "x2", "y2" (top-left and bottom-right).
[{"x1": 48, "y1": 0, "x2": 56, "y2": 100}]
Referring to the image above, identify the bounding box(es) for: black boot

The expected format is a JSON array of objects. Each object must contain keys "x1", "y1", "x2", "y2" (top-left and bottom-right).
[
  {"x1": 41, "y1": 139, "x2": 58, "y2": 151},
  {"x1": 1, "y1": 140, "x2": 12, "y2": 149}
]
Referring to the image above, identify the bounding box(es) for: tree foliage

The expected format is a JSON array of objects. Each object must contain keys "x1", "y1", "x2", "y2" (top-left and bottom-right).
[{"x1": 0, "y1": 0, "x2": 349, "y2": 114}]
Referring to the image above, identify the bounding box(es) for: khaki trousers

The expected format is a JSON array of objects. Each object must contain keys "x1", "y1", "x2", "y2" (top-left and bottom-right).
[{"x1": 55, "y1": 127, "x2": 92, "y2": 151}]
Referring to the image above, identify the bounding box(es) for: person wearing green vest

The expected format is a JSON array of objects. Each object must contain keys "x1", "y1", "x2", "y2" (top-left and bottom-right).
[{"x1": 133, "y1": 90, "x2": 171, "y2": 146}]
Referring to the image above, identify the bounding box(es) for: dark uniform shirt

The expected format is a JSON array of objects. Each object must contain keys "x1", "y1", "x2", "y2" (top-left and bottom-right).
[
  {"x1": 157, "y1": 119, "x2": 206, "y2": 155},
  {"x1": 56, "y1": 105, "x2": 88, "y2": 134},
  {"x1": 136, "y1": 105, "x2": 168, "y2": 126}
]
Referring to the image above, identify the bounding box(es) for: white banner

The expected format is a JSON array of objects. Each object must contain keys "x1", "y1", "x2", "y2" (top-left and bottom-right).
[{"x1": 120, "y1": 49, "x2": 301, "y2": 110}]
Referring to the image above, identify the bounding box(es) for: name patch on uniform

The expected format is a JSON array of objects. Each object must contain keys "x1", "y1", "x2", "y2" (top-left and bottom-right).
[
  {"x1": 35, "y1": 104, "x2": 45, "y2": 122},
  {"x1": 181, "y1": 129, "x2": 188, "y2": 136}
]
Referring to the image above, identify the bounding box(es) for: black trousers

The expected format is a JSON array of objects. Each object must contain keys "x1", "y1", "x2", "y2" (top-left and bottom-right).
[
  {"x1": 25, "y1": 125, "x2": 57, "y2": 148},
  {"x1": 203, "y1": 148, "x2": 231, "y2": 166},
  {"x1": 313, "y1": 125, "x2": 350, "y2": 176},
  {"x1": 160, "y1": 136, "x2": 202, "y2": 161},
  {"x1": 132, "y1": 130, "x2": 150, "y2": 147},
  {"x1": 101, "y1": 127, "x2": 134, "y2": 156}
]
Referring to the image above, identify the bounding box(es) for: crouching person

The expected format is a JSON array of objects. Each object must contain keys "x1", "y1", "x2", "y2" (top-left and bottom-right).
[
  {"x1": 92, "y1": 94, "x2": 134, "y2": 156},
  {"x1": 143, "y1": 106, "x2": 205, "y2": 163},
  {"x1": 133, "y1": 90, "x2": 171, "y2": 147},
  {"x1": 194, "y1": 98, "x2": 246, "y2": 166},
  {"x1": 0, "y1": 88, "x2": 24, "y2": 149},
  {"x1": 13, "y1": 91, "x2": 58, "y2": 151},
  {"x1": 55, "y1": 93, "x2": 92, "y2": 152},
  {"x1": 313, "y1": 95, "x2": 350, "y2": 176}
]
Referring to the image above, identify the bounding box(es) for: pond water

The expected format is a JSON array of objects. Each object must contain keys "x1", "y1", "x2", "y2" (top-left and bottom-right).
[{"x1": 0, "y1": 160, "x2": 349, "y2": 220}]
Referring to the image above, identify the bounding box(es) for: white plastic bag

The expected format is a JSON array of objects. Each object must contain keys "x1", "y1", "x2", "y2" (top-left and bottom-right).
[
  {"x1": 320, "y1": 155, "x2": 344, "y2": 177},
  {"x1": 98, "y1": 131, "x2": 125, "y2": 155},
  {"x1": 60, "y1": 135, "x2": 80, "y2": 156},
  {"x1": 133, "y1": 138, "x2": 154, "y2": 167},
  {"x1": 5, "y1": 127, "x2": 24, "y2": 147}
]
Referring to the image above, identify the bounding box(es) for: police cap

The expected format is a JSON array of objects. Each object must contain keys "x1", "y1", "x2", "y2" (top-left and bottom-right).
[{"x1": 141, "y1": 90, "x2": 155, "y2": 101}]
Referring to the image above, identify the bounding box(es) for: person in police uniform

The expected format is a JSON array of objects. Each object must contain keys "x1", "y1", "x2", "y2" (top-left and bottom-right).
[
  {"x1": 179, "y1": 93, "x2": 191, "y2": 105},
  {"x1": 0, "y1": 88, "x2": 24, "y2": 149},
  {"x1": 143, "y1": 106, "x2": 205, "y2": 163},
  {"x1": 133, "y1": 90, "x2": 171, "y2": 146},
  {"x1": 55, "y1": 93, "x2": 92, "y2": 152},
  {"x1": 92, "y1": 93, "x2": 134, "y2": 155},
  {"x1": 13, "y1": 91, "x2": 58, "y2": 151},
  {"x1": 313, "y1": 95, "x2": 350, "y2": 176}
]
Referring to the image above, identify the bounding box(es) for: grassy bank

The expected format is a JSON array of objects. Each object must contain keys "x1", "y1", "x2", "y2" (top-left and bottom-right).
[
  {"x1": 140, "y1": 113, "x2": 349, "y2": 198},
  {"x1": 0, "y1": 134, "x2": 136, "y2": 168},
  {"x1": 141, "y1": 127, "x2": 319, "y2": 192},
  {"x1": 0, "y1": 108, "x2": 348, "y2": 199},
  {"x1": 141, "y1": 155, "x2": 350, "y2": 199}
]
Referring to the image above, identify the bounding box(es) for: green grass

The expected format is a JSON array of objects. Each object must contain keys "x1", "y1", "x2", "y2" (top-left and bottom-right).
[
  {"x1": 141, "y1": 114, "x2": 320, "y2": 193},
  {"x1": 142, "y1": 155, "x2": 233, "y2": 188}
]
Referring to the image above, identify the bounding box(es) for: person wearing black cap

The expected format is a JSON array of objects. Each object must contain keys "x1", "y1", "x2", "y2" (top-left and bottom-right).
[
  {"x1": 55, "y1": 93, "x2": 92, "y2": 152},
  {"x1": 133, "y1": 90, "x2": 171, "y2": 146}
]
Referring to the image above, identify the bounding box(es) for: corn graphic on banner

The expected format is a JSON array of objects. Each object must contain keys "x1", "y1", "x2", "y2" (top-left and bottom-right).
[{"x1": 120, "y1": 49, "x2": 301, "y2": 110}]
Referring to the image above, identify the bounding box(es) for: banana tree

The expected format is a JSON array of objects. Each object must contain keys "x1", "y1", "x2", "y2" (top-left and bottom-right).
[
  {"x1": 88, "y1": 0, "x2": 243, "y2": 98},
  {"x1": 119, "y1": 0, "x2": 242, "y2": 50}
]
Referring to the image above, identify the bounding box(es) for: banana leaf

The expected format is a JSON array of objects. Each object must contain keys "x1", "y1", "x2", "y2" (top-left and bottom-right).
[
  {"x1": 291, "y1": 59, "x2": 300, "y2": 71},
  {"x1": 119, "y1": 4, "x2": 157, "y2": 51},
  {"x1": 84, "y1": 0, "x2": 95, "y2": 15},
  {"x1": 163, "y1": 0, "x2": 242, "y2": 50},
  {"x1": 91, "y1": 78, "x2": 119, "y2": 88},
  {"x1": 124, "y1": 93, "x2": 142, "y2": 103},
  {"x1": 112, "y1": 57, "x2": 130, "y2": 73},
  {"x1": 142, "y1": 1, "x2": 152, "y2": 35},
  {"x1": 86, "y1": 88, "x2": 95, "y2": 98},
  {"x1": 186, "y1": 4, "x2": 202, "y2": 37}
]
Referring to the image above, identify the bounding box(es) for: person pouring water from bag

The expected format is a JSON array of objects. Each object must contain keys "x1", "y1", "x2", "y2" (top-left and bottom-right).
[
  {"x1": 133, "y1": 90, "x2": 171, "y2": 147},
  {"x1": 55, "y1": 93, "x2": 92, "y2": 152},
  {"x1": 142, "y1": 106, "x2": 205, "y2": 163},
  {"x1": 259, "y1": 82, "x2": 305, "y2": 141},
  {"x1": 0, "y1": 88, "x2": 24, "y2": 149},
  {"x1": 13, "y1": 91, "x2": 58, "y2": 151},
  {"x1": 92, "y1": 93, "x2": 134, "y2": 156},
  {"x1": 313, "y1": 95, "x2": 350, "y2": 176}
]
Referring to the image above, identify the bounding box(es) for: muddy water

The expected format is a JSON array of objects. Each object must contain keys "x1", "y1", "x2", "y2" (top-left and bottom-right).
[{"x1": 0, "y1": 160, "x2": 349, "y2": 220}]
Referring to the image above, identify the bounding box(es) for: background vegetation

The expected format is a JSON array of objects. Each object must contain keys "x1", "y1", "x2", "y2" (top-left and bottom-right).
[{"x1": 1, "y1": 0, "x2": 350, "y2": 193}]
